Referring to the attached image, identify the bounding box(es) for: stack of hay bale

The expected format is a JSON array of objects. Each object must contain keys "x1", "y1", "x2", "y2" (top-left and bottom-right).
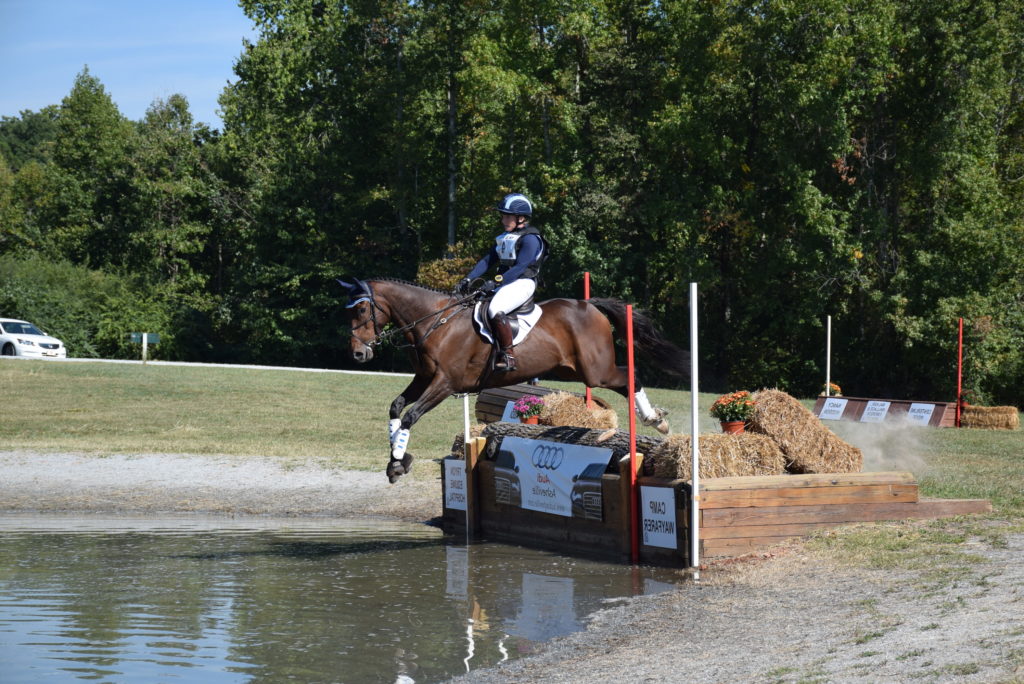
[
  {"x1": 646, "y1": 433, "x2": 786, "y2": 479},
  {"x1": 747, "y1": 389, "x2": 863, "y2": 474},
  {"x1": 644, "y1": 388, "x2": 862, "y2": 480},
  {"x1": 960, "y1": 405, "x2": 1020, "y2": 430},
  {"x1": 455, "y1": 387, "x2": 865, "y2": 480},
  {"x1": 538, "y1": 391, "x2": 618, "y2": 430}
]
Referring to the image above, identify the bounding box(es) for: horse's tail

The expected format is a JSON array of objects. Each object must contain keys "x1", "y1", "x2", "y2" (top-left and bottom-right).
[{"x1": 588, "y1": 298, "x2": 691, "y2": 381}]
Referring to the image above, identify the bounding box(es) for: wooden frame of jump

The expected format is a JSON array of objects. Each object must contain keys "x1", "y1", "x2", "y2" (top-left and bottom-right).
[{"x1": 441, "y1": 437, "x2": 991, "y2": 566}]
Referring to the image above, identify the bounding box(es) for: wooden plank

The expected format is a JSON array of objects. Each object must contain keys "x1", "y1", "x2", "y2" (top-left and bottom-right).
[
  {"x1": 700, "y1": 483, "x2": 918, "y2": 509},
  {"x1": 702, "y1": 537, "x2": 794, "y2": 558},
  {"x1": 701, "y1": 501, "x2": 934, "y2": 527},
  {"x1": 699, "y1": 499, "x2": 992, "y2": 558},
  {"x1": 701, "y1": 520, "x2": 861, "y2": 539},
  {"x1": 465, "y1": 437, "x2": 483, "y2": 536},
  {"x1": 914, "y1": 498, "x2": 992, "y2": 517},
  {"x1": 699, "y1": 472, "x2": 916, "y2": 491}
]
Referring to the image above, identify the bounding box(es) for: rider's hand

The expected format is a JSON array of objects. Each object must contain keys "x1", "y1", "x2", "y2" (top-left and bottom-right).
[
  {"x1": 454, "y1": 278, "x2": 471, "y2": 296},
  {"x1": 479, "y1": 280, "x2": 498, "y2": 294}
]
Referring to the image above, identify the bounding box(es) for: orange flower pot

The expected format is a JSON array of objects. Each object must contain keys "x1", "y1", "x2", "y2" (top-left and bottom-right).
[
  {"x1": 720, "y1": 420, "x2": 745, "y2": 434},
  {"x1": 520, "y1": 415, "x2": 539, "y2": 425}
]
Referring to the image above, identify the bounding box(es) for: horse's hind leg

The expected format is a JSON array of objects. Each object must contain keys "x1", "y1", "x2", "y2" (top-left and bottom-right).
[{"x1": 586, "y1": 357, "x2": 669, "y2": 434}]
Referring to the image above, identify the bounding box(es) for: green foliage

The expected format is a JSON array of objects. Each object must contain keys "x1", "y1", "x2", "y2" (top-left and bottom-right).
[
  {"x1": 0, "y1": 254, "x2": 171, "y2": 358},
  {"x1": 1, "y1": 1, "x2": 1022, "y2": 401},
  {"x1": 0, "y1": 106, "x2": 58, "y2": 171}
]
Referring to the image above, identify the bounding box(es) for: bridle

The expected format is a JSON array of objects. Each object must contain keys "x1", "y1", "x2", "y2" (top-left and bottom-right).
[{"x1": 347, "y1": 282, "x2": 477, "y2": 351}]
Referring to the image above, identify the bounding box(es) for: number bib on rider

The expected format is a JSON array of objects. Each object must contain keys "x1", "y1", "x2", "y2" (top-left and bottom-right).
[{"x1": 495, "y1": 232, "x2": 522, "y2": 265}]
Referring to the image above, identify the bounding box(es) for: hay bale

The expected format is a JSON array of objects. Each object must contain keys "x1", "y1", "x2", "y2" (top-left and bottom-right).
[
  {"x1": 449, "y1": 423, "x2": 487, "y2": 459},
  {"x1": 749, "y1": 389, "x2": 863, "y2": 474},
  {"x1": 539, "y1": 391, "x2": 618, "y2": 430},
  {"x1": 961, "y1": 405, "x2": 1020, "y2": 430},
  {"x1": 645, "y1": 433, "x2": 787, "y2": 480}
]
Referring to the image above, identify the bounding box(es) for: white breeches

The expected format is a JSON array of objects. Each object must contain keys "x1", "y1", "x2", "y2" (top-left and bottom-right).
[{"x1": 487, "y1": 278, "x2": 536, "y2": 317}]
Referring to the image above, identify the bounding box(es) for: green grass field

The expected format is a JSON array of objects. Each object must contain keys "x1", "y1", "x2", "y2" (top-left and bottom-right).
[
  {"x1": 0, "y1": 359, "x2": 695, "y2": 476},
  {"x1": 2, "y1": 359, "x2": 1021, "y2": 523}
]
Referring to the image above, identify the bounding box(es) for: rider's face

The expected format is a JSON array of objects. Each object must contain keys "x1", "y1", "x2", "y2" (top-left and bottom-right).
[{"x1": 500, "y1": 213, "x2": 520, "y2": 231}]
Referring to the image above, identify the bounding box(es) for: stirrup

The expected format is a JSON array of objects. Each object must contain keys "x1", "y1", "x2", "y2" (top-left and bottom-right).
[{"x1": 494, "y1": 351, "x2": 517, "y2": 372}]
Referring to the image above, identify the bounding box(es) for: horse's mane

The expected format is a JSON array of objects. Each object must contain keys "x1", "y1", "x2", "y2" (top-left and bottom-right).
[{"x1": 366, "y1": 277, "x2": 450, "y2": 296}]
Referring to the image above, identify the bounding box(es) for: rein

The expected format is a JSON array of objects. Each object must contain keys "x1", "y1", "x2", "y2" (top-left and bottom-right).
[{"x1": 357, "y1": 285, "x2": 478, "y2": 350}]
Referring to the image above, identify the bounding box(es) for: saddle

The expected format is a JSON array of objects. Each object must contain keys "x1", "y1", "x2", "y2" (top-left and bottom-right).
[{"x1": 472, "y1": 297, "x2": 543, "y2": 348}]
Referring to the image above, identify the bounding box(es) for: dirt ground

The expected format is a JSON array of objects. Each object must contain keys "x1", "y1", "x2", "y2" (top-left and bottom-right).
[{"x1": 2, "y1": 451, "x2": 1022, "y2": 683}]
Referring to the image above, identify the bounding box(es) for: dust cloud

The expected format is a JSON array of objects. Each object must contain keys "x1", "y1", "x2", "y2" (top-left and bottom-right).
[{"x1": 826, "y1": 418, "x2": 932, "y2": 476}]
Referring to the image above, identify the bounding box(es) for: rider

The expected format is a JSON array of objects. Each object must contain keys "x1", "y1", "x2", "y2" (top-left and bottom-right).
[{"x1": 455, "y1": 192, "x2": 547, "y2": 372}]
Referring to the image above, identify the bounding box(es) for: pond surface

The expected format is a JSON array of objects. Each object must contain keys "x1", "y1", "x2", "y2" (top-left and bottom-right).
[{"x1": 0, "y1": 514, "x2": 682, "y2": 683}]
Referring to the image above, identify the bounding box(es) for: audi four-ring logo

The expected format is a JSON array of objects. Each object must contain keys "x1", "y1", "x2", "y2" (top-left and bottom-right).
[{"x1": 531, "y1": 445, "x2": 564, "y2": 470}]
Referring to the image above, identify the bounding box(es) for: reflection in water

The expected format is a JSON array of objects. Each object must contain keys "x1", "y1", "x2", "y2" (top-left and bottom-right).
[{"x1": 0, "y1": 514, "x2": 681, "y2": 683}]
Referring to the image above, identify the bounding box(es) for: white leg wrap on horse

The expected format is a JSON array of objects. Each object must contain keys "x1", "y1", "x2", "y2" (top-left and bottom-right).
[
  {"x1": 391, "y1": 429, "x2": 410, "y2": 460},
  {"x1": 634, "y1": 388, "x2": 656, "y2": 421},
  {"x1": 388, "y1": 419, "x2": 402, "y2": 444}
]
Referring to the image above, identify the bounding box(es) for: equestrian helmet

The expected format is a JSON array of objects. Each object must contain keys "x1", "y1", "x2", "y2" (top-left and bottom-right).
[{"x1": 496, "y1": 193, "x2": 532, "y2": 217}]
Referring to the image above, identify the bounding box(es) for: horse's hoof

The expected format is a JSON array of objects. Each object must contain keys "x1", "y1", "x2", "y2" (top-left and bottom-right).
[
  {"x1": 385, "y1": 454, "x2": 414, "y2": 483},
  {"x1": 386, "y1": 458, "x2": 405, "y2": 483},
  {"x1": 654, "y1": 419, "x2": 670, "y2": 435}
]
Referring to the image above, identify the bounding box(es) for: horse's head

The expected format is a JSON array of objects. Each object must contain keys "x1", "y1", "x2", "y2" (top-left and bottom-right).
[{"x1": 338, "y1": 278, "x2": 390, "y2": 363}]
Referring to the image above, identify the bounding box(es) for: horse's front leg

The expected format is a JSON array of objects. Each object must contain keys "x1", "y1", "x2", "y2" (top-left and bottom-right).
[
  {"x1": 386, "y1": 377, "x2": 455, "y2": 483},
  {"x1": 389, "y1": 375, "x2": 430, "y2": 447}
]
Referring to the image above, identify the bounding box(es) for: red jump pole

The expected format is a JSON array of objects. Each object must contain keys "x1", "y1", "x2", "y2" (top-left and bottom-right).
[
  {"x1": 956, "y1": 317, "x2": 964, "y2": 427},
  {"x1": 584, "y1": 272, "x2": 593, "y2": 408},
  {"x1": 626, "y1": 304, "x2": 639, "y2": 564}
]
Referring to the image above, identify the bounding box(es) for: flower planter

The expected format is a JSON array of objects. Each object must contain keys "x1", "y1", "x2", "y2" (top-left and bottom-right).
[
  {"x1": 720, "y1": 420, "x2": 745, "y2": 434},
  {"x1": 520, "y1": 415, "x2": 539, "y2": 425}
]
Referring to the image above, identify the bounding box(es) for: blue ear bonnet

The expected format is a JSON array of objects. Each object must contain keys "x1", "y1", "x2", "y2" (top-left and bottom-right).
[{"x1": 337, "y1": 278, "x2": 372, "y2": 308}]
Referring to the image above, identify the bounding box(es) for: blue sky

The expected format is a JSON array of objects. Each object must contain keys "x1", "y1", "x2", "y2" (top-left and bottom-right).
[{"x1": 0, "y1": 0, "x2": 257, "y2": 129}]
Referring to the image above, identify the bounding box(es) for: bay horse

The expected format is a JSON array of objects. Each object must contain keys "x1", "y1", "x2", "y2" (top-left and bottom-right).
[{"x1": 338, "y1": 278, "x2": 690, "y2": 483}]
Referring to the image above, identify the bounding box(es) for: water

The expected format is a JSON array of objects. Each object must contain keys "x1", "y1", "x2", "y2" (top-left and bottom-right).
[{"x1": 0, "y1": 514, "x2": 682, "y2": 683}]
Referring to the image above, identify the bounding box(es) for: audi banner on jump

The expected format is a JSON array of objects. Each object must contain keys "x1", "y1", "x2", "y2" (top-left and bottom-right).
[{"x1": 497, "y1": 436, "x2": 613, "y2": 519}]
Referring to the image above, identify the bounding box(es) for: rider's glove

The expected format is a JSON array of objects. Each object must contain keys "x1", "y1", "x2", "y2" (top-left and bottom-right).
[
  {"x1": 454, "y1": 278, "x2": 471, "y2": 296},
  {"x1": 478, "y1": 280, "x2": 498, "y2": 294}
]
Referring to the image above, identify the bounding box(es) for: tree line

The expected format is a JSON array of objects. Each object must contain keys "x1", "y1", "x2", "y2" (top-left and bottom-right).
[{"x1": 2, "y1": 0, "x2": 1022, "y2": 404}]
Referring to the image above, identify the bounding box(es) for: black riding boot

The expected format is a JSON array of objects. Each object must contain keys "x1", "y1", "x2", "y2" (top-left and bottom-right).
[{"x1": 491, "y1": 313, "x2": 517, "y2": 372}]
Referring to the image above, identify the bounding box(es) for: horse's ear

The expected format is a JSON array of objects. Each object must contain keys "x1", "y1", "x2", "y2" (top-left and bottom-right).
[{"x1": 336, "y1": 278, "x2": 356, "y2": 291}]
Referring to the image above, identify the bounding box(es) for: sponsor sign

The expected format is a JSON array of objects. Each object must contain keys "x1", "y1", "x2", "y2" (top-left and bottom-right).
[
  {"x1": 500, "y1": 400, "x2": 517, "y2": 423},
  {"x1": 500, "y1": 436, "x2": 612, "y2": 518},
  {"x1": 860, "y1": 400, "x2": 891, "y2": 423},
  {"x1": 907, "y1": 403, "x2": 936, "y2": 426},
  {"x1": 444, "y1": 459, "x2": 467, "y2": 511},
  {"x1": 818, "y1": 397, "x2": 848, "y2": 420},
  {"x1": 640, "y1": 486, "x2": 677, "y2": 549}
]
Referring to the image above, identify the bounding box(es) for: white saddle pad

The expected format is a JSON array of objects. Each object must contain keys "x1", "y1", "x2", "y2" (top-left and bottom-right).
[{"x1": 473, "y1": 302, "x2": 543, "y2": 346}]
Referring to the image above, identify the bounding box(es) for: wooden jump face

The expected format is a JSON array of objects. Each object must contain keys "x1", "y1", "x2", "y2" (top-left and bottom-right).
[
  {"x1": 444, "y1": 388, "x2": 990, "y2": 566},
  {"x1": 443, "y1": 439, "x2": 991, "y2": 566}
]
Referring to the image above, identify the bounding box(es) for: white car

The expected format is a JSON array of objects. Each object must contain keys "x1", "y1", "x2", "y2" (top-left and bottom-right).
[{"x1": 0, "y1": 318, "x2": 67, "y2": 359}]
